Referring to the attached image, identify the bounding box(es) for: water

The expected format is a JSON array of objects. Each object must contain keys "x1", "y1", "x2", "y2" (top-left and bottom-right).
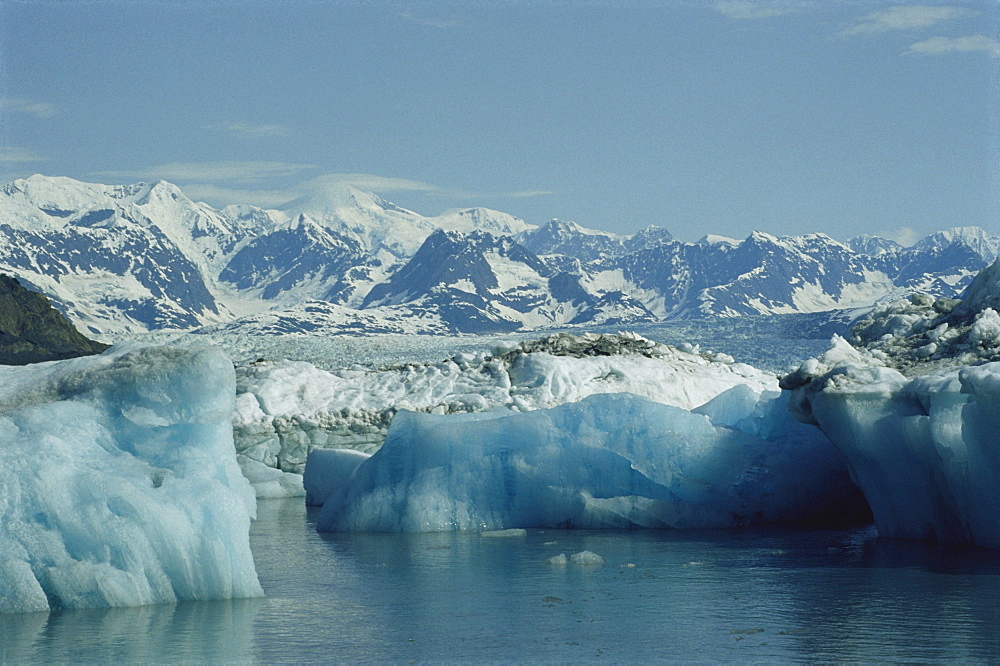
[{"x1": 5, "y1": 498, "x2": 1000, "y2": 663}]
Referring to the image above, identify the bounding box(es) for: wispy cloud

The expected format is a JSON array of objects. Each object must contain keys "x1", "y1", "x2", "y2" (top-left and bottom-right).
[
  {"x1": 505, "y1": 190, "x2": 554, "y2": 199},
  {"x1": 91, "y1": 165, "x2": 551, "y2": 209},
  {"x1": 303, "y1": 173, "x2": 443, "y2": 194},
  {"x1": 0, "y1": 98, "x2": 56, "y2": 118},
  {"x1": 839, "y1": 5, "x2": 976, "y2": 37},
  {"x1": 0, "y1": 147, "x2": 48, "y2": 163},
  {"x1": 204, "y1": 121, "x2": 290, "y2": 138},
  {"x1": 301, "y1": 173, "x2": 553, "y2": 201},
  {"x1": 878, "y1": 226, "x2": 918, "y2": 247},
  {"x1": 178, "y1": 183, "x2": 301, "y2": 208},
  {"x1": 904, "y1": 34, "x2": 1000, "y2": 56},
  {"x1": 95, "y1": 161, "x2": 315, "y2": 185},
  {"x1": 713, "y1": 1, "x2": 807, "y2": 20}
]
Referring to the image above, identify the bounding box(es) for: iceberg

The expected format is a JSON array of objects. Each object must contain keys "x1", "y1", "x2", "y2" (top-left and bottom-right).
[
  {"x1": 313, "y1": 389, "x2": 865, "y2": 533},
  {"x1": 236, "y1": 332, "x2": 778, "y2": 484},
  {"x1": 303, "y1": 447, "x2": 370, "y2": 507},
  {"x1": 783, "y1": 259, "x2": 1000, "y2": 548},
  {"x1": 0, "y1": 345, "x2": 263, "y2": 613},
  {"x1": 783, "y1": 339, "x2": 1000, "y2": 548}
]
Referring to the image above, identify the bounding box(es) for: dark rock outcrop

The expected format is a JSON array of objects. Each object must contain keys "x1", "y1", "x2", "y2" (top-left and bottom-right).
[{"x1": 0, "y1": 274, "x2": 108, "y2": 364}]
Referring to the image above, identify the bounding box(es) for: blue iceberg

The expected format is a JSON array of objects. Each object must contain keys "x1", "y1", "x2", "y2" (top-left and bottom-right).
[
  {"x1": 314, "y1": 389, "x2": 865, "y2": 532},
  {"x1": 0, "y1": 345, "x2": 263, "y2": 613}
]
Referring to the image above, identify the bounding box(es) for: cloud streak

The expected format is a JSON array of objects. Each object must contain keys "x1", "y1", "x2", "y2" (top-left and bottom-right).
[
  {"x1": 204, "y1": 121, "x2": 290, "y2": 138},
  {"x1": 904, "y1": 34, "x2": 1000, "y2": 56},
  {"x1": 303, "y1": 173, "x2": 443, "y2": 193},
  {"x1": 0, "y1": 98, "x2": 56, "y2": 118},
  {"x1": 0, "y1": 147, "x2": 48, "y2": 163},
  {"x1": 95, "y1": 161, "x2": 315, "y2": 185},
  {"x1": 839, "y1": 5, "x2": 976, "y2": 37},
  {"x1": 304, "y1": 173, "x2": 553, "y2": 200},
  {"x1": 91, "y1": 164, "x2": 552, "y2": 209}
]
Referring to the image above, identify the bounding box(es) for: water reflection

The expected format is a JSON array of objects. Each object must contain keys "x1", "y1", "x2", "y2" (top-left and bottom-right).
[
  {"x1": 4, "y1": 500, "x2": 1000, "y2": 663},
  {"x1": 0, "y1": 598, "x2": 262, "y2": 663}
]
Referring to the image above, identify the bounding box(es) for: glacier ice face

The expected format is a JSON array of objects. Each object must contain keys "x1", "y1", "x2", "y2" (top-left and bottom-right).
[
  {"x1": 0, "y1": 345, "x2": 263, "y2": 613},
  {"x1": 784, "y1": 339, "x2": 1000, "y2": 548},
  {"x1": 314, "y1": 390, "x2": 864, "y2": 533}
]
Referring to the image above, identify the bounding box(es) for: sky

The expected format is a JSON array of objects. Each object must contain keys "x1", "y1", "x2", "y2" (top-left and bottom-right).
[{"x1": 0, "y1": 0, "x2": 997, "y2": 243}]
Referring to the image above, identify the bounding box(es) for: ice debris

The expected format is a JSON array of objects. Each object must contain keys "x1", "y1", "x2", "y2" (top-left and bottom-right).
[
  {"x1": 0, "y1": 345, "x2": 263, "y2": 613},
  {"x1": 848, "y1": 259, "x2": 1000, "y2": 374}
]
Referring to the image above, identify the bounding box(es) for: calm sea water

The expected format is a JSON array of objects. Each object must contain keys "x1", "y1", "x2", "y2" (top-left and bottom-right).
[{"x1": 4, "y1": 497, "x2": 1000, "y2": 663}]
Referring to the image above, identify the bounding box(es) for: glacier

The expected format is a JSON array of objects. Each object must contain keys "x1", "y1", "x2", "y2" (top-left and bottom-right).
[
  {"x1": 312, "y1": 388, "x2": 866, "y2": 532},
  {"x1": 783, "y1": 259, "x2": 1000, "y2": 548},
  {"x1": 0, "y1": 345, "x2": 263, "y2": 613}
]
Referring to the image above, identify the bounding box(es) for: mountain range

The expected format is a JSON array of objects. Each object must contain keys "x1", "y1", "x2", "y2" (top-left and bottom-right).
[{"x1": 1, "y1": 174, "x2": 996, "y2": 337}]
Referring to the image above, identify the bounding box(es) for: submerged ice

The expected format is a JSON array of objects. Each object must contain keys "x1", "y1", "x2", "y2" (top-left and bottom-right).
[
  {"x1": 0, "y1": 345, "x2": 263, "y2": 613},
  {"x1": 313, "y1": 389, "x2": 865, "y2": 533}
]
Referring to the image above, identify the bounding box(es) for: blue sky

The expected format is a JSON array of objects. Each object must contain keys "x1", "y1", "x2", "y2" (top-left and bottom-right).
[{"x1": 1, "y1": 0, "x2": 997, "y2": 243}]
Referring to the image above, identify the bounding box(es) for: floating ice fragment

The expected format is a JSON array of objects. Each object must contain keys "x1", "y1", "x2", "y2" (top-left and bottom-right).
[
  {"x1": 570, "y1": 550, "x2": 605, "y2": 565},
  {"x1": 314, "y1": 391, "x2": 864, "y2": 533}
]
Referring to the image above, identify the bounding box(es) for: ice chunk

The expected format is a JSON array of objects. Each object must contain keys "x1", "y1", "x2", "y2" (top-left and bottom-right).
[
  {"x1": 303, "y1": 448, "x2": 371, "y2": 507},
  {"x1": 0, "y1": 345, "x2": 263, "y2": 613},
  {"x1": 785, "y1": 337, "x2": 1000, "y2": 548},
  {"x1": 237, "y1": 455, "x2": 305, "y2": 499},
  {"x1": 235, "y1": 332, "x2": 779, "y2": 476},
  {"x1": 314, "y1": 391, "x2": 863, "y2": 533},
  {"x1": 570, "y1": 550, "x2": 605, "y2": 565},
  {"x1": 969, "y1": 308, "x2": 1000, "y2": 348}
]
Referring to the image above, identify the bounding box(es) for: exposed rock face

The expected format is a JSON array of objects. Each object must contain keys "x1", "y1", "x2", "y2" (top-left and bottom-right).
[{"x1": 0, "y1": 274, "x2": 108, "y2": 365}]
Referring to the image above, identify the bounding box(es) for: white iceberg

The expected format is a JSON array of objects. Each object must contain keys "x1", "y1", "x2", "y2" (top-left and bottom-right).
[
  {"x1": 0, "y1": 345, "x2": 263, "y2": 613},
  {"x1": 314, "y1": 389, "x2": 864, "y2": 533},
  {"x1": 236, "y1": 332, "x2": 779, "y2": 484}
]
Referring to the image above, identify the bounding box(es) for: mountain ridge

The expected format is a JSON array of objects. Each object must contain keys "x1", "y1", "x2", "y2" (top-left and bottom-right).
[{"x1": 1, "y1": 174, "x2": 996, "y2": 337}]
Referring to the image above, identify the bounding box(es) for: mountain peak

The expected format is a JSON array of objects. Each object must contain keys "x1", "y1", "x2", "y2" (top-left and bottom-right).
[
  {"x1": 914, "y1": 226, "x2": 998, "y2": 262},
  {"x1": 281, "y1": 182, "x2": 417, "y2": 219}
]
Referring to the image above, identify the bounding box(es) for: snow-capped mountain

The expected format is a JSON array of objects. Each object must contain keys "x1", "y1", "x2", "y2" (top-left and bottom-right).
[
  {"x1": 1, "y1": 174, "x2": 996, "y2": 338},
  {"x1": 361, "y1": 229, "x2": 570, "y2": 333},
  {"x1": 278, "y1": 185, "x2": 532, "y2": 264},
  {"x1": 0, "y1": 175, "x2": 534, "y2": 335}
]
